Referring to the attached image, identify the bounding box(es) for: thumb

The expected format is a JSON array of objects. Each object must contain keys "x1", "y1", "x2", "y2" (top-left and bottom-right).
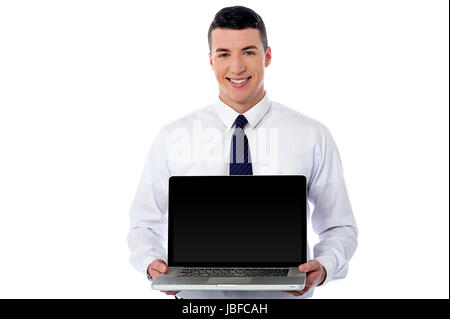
[
  {"x1": 299, "y1": 260, "x2": 319, "y2": 273},
  {"x1": 152, "y1": 259, "x2": 167, "y2": 273},
  {"x1": 159, "y1": 262, "x2": 168, "y2": 273}
]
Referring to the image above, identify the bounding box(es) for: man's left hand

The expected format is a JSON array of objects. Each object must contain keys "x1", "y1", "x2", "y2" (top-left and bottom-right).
[{"x1": 283, "y1": 259, "x2": 327, "y2": 297}]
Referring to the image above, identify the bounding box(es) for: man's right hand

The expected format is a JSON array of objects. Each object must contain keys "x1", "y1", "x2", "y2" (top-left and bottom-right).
[{"x1": 147, "y1": 259, "x2": 180, "y2": 296}]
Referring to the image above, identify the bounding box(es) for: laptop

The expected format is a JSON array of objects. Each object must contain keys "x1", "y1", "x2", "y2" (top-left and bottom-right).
[{"x1": 151, "y1": 175, "x2": 307, "y2": 291}]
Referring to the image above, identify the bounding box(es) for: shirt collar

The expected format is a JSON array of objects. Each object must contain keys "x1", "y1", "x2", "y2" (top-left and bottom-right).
[{"x1": 213, "y1": 92, "x2": 271, "y2": 129}]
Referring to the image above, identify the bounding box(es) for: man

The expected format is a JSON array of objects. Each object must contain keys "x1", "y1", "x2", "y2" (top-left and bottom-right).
[{"x1": 128, "y1": 6, "x2": 358, "y2": 299}]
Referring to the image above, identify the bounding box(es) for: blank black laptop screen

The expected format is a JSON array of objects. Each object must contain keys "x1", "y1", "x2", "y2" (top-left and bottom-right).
[{"x1": 168, "y1": 175, "x2": 307, "y2": 267}]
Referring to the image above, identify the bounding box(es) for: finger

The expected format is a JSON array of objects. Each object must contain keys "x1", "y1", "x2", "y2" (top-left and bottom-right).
[
  {"x1": 150, "y1": 261, "x2": 165, "y2": 272},
  {"x1": 163, "y1": 291, "x2": 180, "y2": 295},
  {"x1": 282, "y1": 291, "x2": 296, "y2": 296},
  {"x1": 299, "y1": 260, "x2": 320, "y2": 273},
  {"x1": 151, "y1": 260, "x2": 168, "y2": 273},
  {"x1": 159, "y1": 264, "x2": 168, "y2": 273},
  {"x1": 149, "y1": 269, "x2": 162, "y2": 280},
  {"x1": 298, "y1": 260, "x2": 317, "y2": 272},
  {"x1": 297, "y1": 286, "x2": 310, "y2": 296},
  {"x1": 305, "y1": 270, "x2": 321, "y2": 287},
  {"x1": 282, "y1": 290, "x2": 302, "y2": 296}
]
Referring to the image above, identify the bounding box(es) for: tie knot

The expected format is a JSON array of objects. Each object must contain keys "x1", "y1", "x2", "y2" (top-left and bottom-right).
[{"x1": 234, "y1": 115, "x2": 248, "y2": 129}]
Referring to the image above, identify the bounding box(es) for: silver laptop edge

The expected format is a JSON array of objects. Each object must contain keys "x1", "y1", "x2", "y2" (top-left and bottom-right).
[{"x1": 152, "y1": 267, "x2": 306, "y2": 290}]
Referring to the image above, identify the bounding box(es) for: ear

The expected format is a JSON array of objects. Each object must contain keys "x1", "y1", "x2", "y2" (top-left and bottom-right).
[
  {"x1": 264, "y1": 46, "x2": 272, "y2": 67},
  {"x1": 209, "y1": 52, "x2": 215, "y2": 70}
]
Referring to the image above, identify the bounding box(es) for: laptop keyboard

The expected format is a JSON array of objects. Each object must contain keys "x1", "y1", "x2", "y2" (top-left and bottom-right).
[{"x1": 177, "y1": 268, "x2": 289, "y2": 277}]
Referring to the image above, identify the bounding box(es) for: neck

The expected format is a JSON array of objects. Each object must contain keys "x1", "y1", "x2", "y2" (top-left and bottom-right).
[{"x1": 220, "y1": 89, "x2": 265, "y2": 114}]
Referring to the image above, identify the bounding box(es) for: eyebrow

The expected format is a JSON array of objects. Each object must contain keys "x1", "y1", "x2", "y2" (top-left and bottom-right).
[{"x1": 215, "y1": 45, "x2": 259, "y2": 53}]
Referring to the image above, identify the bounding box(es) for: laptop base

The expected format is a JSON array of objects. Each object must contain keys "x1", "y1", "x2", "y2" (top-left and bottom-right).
[{"x1": 152, "y1": 267, "x2": 306, "y2": 291}]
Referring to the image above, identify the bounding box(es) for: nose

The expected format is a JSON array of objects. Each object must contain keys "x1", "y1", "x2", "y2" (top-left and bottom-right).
[{"x1": 229, "y1": 55, "x2": 246, "y2": 75}]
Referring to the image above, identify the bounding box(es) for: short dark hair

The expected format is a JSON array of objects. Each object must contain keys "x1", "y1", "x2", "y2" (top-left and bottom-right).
[{"x1": 208, "y1": 6, "x2": 268, "y2": 53}]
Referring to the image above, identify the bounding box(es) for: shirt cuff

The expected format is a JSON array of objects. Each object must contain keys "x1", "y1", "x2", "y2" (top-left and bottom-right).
[{"x1": 314, "y1": 255, "x2": 335, "y2": 286}]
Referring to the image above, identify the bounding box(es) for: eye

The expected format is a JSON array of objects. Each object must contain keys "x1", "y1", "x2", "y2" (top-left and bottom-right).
[
  {"x1": 244, "y1": 51, "x2": 256, "y2": 55},
  {"x1": 218, "y1": 53, "x2": 229, "y2": 58}
]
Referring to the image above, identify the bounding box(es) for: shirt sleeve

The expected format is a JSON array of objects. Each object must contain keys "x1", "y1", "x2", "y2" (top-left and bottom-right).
[
  {"x1": 127, "y1": 127, "x2": 170, "y2": 278},
  {"x1": 308, "y1": 123, "x2": 358, "y2": 285}
]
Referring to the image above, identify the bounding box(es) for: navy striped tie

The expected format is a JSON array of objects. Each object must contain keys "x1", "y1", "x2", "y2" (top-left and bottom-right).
[{"x1": 229, "y1": 115, "x2": 253, "y2": 175}]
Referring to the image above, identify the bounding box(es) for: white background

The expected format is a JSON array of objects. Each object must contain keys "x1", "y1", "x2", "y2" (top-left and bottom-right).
[{"x1": 0, "y1": 0, "x2": 448, "y2": 299}]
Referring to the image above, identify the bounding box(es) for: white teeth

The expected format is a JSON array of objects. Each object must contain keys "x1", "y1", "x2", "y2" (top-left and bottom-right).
[{"x1": 229, "y1": 78, "x2": 248, "y2": 84}]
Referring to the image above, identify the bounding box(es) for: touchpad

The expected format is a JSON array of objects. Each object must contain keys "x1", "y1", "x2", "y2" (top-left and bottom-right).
[{"x1": 207, "y1": 277, "x2": 251, "y2": 284}]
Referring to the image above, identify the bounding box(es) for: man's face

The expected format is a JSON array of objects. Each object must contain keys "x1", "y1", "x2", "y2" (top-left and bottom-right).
[{"x1": 209, "y1": 28, "x2": 271, "y2": 111}]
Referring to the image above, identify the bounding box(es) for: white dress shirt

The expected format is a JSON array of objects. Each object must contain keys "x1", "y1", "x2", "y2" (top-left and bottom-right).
[{"x1": 127, "y1": 92, "x2": 358, "y2": 299}]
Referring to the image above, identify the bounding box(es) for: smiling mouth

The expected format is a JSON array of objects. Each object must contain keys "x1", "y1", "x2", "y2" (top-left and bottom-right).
[{"x1": 226, "y1": 76, "x2": 252, "y2": 87}]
